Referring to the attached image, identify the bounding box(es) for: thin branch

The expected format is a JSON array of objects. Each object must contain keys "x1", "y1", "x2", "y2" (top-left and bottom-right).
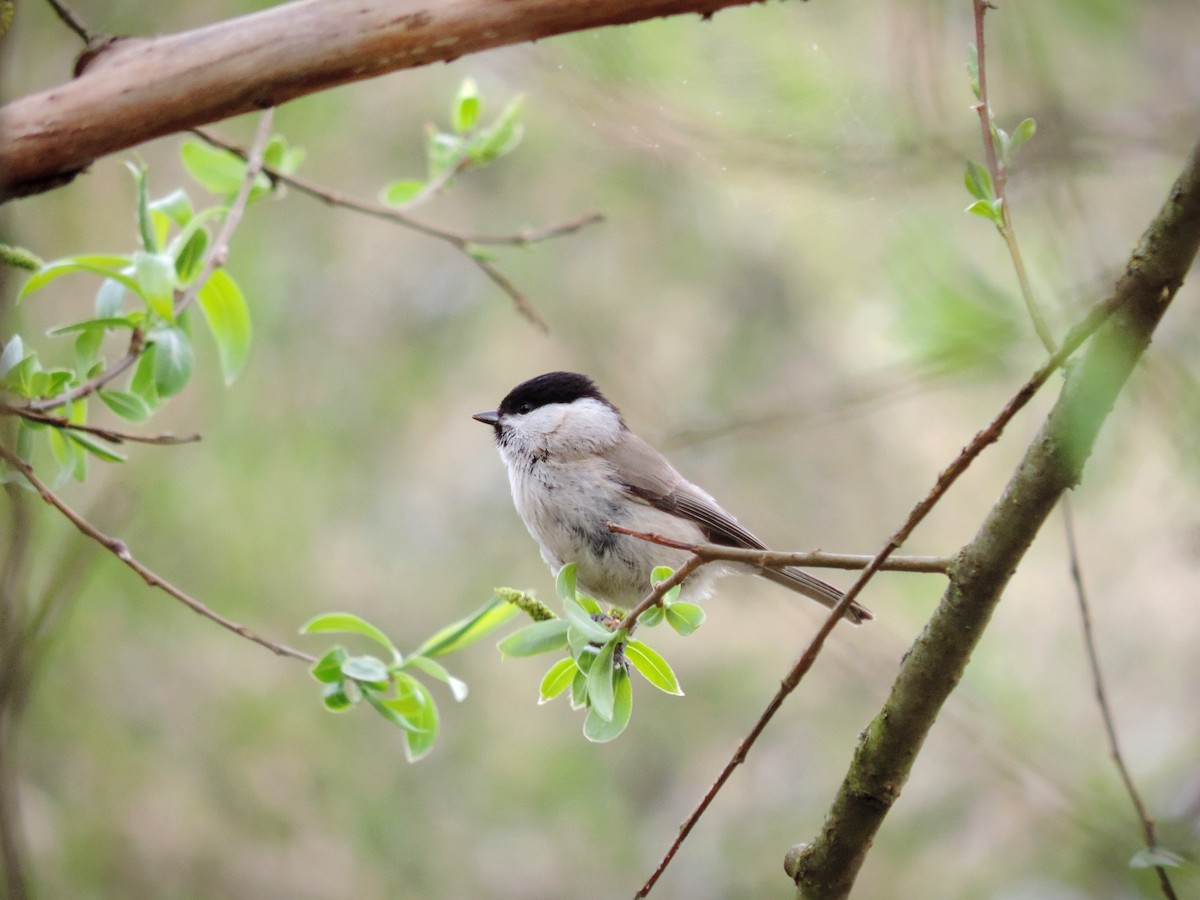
[
  {"x1": 637, "y1": 287, "x2": 1129, "y2": 898},
  {"x1": 43, "y1": 0, "x2": 94, "y2": 43},
  {"x1": 191, "y1": 126, "x2": 605, "y2": 331},
  {"x1": 608, "y1": 524, "x2": 953, "y2": 574},
  {"x1": 0, "y1": 442, "x2": 314, "y2": 663},
  {"x1": 24, "y1": 111, "x2": 273, "y2": 415},
  {"x1": 1063, "y1": 499, "x2": 1178, "y2": 900},
  {"x1": 1, "y1": 404, "x2": 199, "y2": 446},
  {"x1": 972, "y1": 0, "x2": 1056, "y2": 354},
  {"x1": 785, "y1": 138, "x2": 1200, "y2": 898},
  {"x1": 175, "y1": 109, "x2": 273, "y2": 317},
  {"x1": 616, "y1": 555, "x2": 706, "y2": 632}
]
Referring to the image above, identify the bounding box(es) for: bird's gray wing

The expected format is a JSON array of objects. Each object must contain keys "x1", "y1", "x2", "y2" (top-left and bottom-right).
[{"x1": 601, "y1": 433, "x2": 872, "y2": 624}]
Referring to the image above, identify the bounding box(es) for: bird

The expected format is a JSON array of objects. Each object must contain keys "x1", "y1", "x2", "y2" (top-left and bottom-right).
[{"x1": 473, "y1": 371, "x2": 871, "y2": 624}]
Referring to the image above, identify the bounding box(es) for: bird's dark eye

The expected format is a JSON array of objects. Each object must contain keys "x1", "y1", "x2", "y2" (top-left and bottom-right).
[{"x1": 518, "y1": 402, "x2": 534, "y2": 414}]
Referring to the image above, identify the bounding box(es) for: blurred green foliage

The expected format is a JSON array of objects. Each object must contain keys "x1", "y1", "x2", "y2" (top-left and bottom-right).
[{"x1": 2, "y1": 1, "x2": 1199, "y2": 898}]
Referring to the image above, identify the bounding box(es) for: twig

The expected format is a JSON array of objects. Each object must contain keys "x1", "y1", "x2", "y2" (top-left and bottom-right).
[
  {"x1": 607, "y1": 524, "x2": 953, "y2": 574},
  {"x1": 1, "y1": 404, "x2": 200, "y2": 445},
  {"x1": 1062, "y1": 498, "x2": 1178, "y2": 900},
  {"x1": 174, "y1": 109, "x2": 273, "y2": 316},
  {"x1": 616, "y1": 555, "x2": 706, "y2": 632},
  {"x1": 972, "y1": 0, "x2": 1056, "y2": 354},
  {"x1": 44, "y1": 0, "x2": 93, "y2": 43},
  {"x1": 24, "y1": 111, "x2": 274, "y2": 414},
  {"x1": 190, "y1": 126, "x2": 605, "y2": 332},
  {"x1": 0, "y1": 442, "x2": 314, "y2": 663},
  {"x1": 636, "y1": 288, "x2": 1127, "y2": 898}
]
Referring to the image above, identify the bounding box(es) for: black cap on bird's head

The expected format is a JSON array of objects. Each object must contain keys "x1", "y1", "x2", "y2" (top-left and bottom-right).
[{"x1": 472, "y1": 372, "x2": 616, "y2": 429}]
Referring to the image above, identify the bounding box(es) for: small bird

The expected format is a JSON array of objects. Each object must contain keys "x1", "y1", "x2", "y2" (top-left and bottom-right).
[{"x1": 473, "y1": 372, "x2": 871, "y2": 624}]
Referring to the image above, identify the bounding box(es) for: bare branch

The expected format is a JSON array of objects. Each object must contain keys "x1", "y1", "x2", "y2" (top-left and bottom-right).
[
  {"x1": 785, "y1": 138, "x2": 1200, "y2": 899},
  {"x1": 0, "y1": 404, "x2": 199, "y2": 446},
  {"x1": 638, "y1": 282, "x2": 1137, "y2": 897},
  {"x1": 1, "y1": 0, "x2": 768, "y2": 200},
  {"x1": 608, "y1": 524, "x2": 954, "y2": 574},
  {"x1": 1063, "y1": 499, "x2": 1178, "y2": 900},
  {"x1": 0, "y1": 442, "x2": 314, "y2": 663}
]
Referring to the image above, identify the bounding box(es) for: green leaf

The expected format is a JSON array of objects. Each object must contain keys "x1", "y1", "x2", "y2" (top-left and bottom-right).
[
  {"x1": 99, "y1": 390, "x2": 152, "y2": 422},
  {"x1": 18, "y1": 256, "x2": 138, "y2": 302},
  {"x1": 497, "y1": 619, "x2": 570, "y2": 658},
  {"x1": 452, "y1": 78, "x2": 482, "y2": 133},
  {"x1": 403, "y1": 655, "x2": 468, "y2": 702},
  {"x1": 75, "y1": 327, "x2": 104, "y2": 369},
  {"x1": 181, "y1": 140, "x2": 248, "y2": 195},
  {"x1": 637, "y1": 605, "x2": 665, "y2": 627},
  {"x1": 66, "y1": 430, "x2": 127, "y2": 463},
  {"x1": 624, "y1": 640, "x2": 683, "y2": 695},
  {"x1": 364, "y1": 688, "x2": 423, "y2": 733},
  {"x1": 399, "y1": 678, "x2": 440, "y2": 762},
  {"x1": 310, "y1": 646, "x2": 349, "y2": 683},
  {"x1": 49, "y1": 317, "x2": 137, "y2": 336},
  {"x1": 148, "y1": 326, "x2": 193, "y2": 398},
  {"x1": 966, "y1": 44, "x2": 980, "y2": 100},
  {"x1": 665, "y1": 602, "x2": 706, "y2": 637},
  {"x1": 129, "y1": 346, "x2": 160, "y2": 408},
  {"x1": 149, "y1": 188, "x2": 194, "y2": 227},
  {"x1": 95, "y1": 278, "x2": 127, "y2": 317},
  {"x1": 380, "y1": 179, "x2": 427, "y2": 207},
  {"x1": 569, "y1": 668, "x2": 588, "y2": 710},
  {"x1": 197, "y1": 269, "x2": 252, "y2": 385},
  {"x1": 963, "y1": 160, "x2": 994, "y2": 202},
  {"x1": 1007, "y1": 117, "x2": 1036, "y2": 162},
  {"x1": 340, "y1": 654, "x2": 390, "y2": 687},
  {"x1": 563, "y1": 597, "x2": 613, "y2": 644},
  {"x1": 322, "y1": 680, "x2": 358, "y2": 712},
  {"x1": 0, "y1": 334, "x2": 25, "y2": 378},
  {"x1": 425, "y1": 127, "x2": 464, "y2": 180},
  {"x1": 583, "y1": 670, "x2": 632, "y2": 743},
  {"x1": 555, "y1": 563, "x2": 577, "y2": 602},
  {"x1": 301, "y1": 612, "x2": 399, "y2": 659},
  {"x1": 133, "y1": 251, "x2": 177, "y2": 321},
  {"x1": 173, "y1": 228, "x2": 209, "y2": 285},
  {"x1": 538, "y1": 656, "x2": 578, "y2": 704},
  {"x1": 468, "y1": 95, "x2": 525, "y2": 164},
  {"x1": 585, "y1": 634, "x2": 621, "y2": 722},
  {"x1": 965, "y1": 198, "x2": 1004, "y2": 226},
  {"x1": 1129, "y1": 846, "x2": 1187, "y2": 870},
  {"x1": 125, "y1": 160, "x2": 157, "y2": 252},
  {"x1": 413, "y1": 593, "x2": 522, "y2": 658}
]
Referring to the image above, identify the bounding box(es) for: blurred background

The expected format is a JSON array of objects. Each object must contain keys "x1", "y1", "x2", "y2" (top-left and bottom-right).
[{"x1": 3, "y1": 0, "x2": 1199, "y2": 897}]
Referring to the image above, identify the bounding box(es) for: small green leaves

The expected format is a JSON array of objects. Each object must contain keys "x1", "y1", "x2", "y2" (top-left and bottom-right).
[
  {"x1": 963, "y1": 160, "x2": 1004, "y2": 227},
  {"x1": 133, "y1": 251, "x2": 177, "y2": 321},
  {"x1": 497, "y1": 618, "x2": 570, "y2": 658},
  {"x1": 181, "y1": 140, "x2": 258, "y2": 198},
  {"x1": 380, "y1": 179, "x2": 426, "y2": 207},
  {"x1": 302, "y1": 611, "x2": 401, "y2": 661},
  {"x1": 666, "y1": 601, "x2": 706, "y2": 637},
  {"x1": 583, "y1": 670, "x2": 632, "y2": 743},
  {"x1": 556, "y1": 563, "x2": 578, "y2": 602},
  {"x1": 467, "y1": 95, "x2": 525, "y2": 164},
  {"x1": 624, "y1": 640, "x2": 683, "y2": 695},
  {"x1": 452, "y1": 77, "x2": 482, "y2": 134},
  {"x1": 148, "y1": 326, "x2": 194, "y2": 398},
  {"x1": 538, "y1": 657, "x2": 579, "y2": 704},
  {"x1": 99, "y1": 390, "x2": 152, "y2": 423},
  {"x1": 966, "y1": 44, "x2": 981, "y2": 101},
  {"x1": 413, "y1": 592, "x2": 521, "y2": 657},
  {"x1": 197, "y1": 269, "x2": 252, "y2": 385},
  {"x1": 1129, "y1": 846, "x2": 1187, "y2": 870}
]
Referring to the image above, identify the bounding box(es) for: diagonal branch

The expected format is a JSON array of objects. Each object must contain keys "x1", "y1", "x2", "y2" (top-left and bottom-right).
[
  {"x1": 0, "y1": 441, "x2": 314, "y2": 663},
  {"x1": 1, "y1": 0, "x2": 769, "y2": 200},
  {"x1": 786, "y1": 138, "x2": 1200, "y2": 899}
]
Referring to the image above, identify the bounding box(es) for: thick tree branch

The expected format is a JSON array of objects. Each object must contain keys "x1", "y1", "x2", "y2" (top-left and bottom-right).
[
  {"x1": 0, "y1": 0, "x2": 767, "y2": 200},
  {"x1": 785, "y1": 139, "x2": 1200, "y2": 899}
]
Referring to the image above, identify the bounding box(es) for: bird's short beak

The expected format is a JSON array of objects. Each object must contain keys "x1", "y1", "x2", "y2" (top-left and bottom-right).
[{"x1": 472, "y1": 410, "x2": 500, "y2": 426}]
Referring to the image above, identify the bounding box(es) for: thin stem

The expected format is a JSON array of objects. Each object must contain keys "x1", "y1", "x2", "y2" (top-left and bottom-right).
[
  {"x1": 1, "y1": 404, "x2": 199, "y2": 445},
  {"x1": 43, "y1": 0, "x2": 94, "y2": 43},
  {"x1": 0, "y1": 443, "x2": 314, "y2": 663},
  {"x1": 1063, "y1": 498, "x2": 1177, "y2": 900},
  {"x1": 636, "y1": 288, "x2": 1126, "y2": 898},
  {"x1": 972, "y1": 0, "x2": 1056, "y2": 354},
  {"x1": 607, "y1": 524, "x2": 953, "y2": 574}
]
